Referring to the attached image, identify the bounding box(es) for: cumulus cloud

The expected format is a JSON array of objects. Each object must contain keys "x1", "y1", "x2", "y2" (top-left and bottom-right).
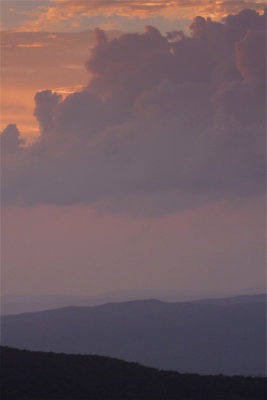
[
  {"x1": 1, "y1": 9, "x2": 266, "y2": 215},
  {"x1": 1, "y1": 124, "x2": 25, "y2": 153}
]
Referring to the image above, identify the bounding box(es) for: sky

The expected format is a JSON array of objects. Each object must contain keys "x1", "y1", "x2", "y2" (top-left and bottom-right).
[{"x1": 1, "y1": 0, "x2": 266, "y2": 297}]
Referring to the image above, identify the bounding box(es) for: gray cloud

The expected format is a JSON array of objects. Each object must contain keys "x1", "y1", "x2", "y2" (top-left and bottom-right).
[{"x1": 1, "y1": 9, "x2": 265, "y2": 215}]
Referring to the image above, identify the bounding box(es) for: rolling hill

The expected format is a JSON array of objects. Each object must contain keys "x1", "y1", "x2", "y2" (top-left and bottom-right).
[{"x1": 1, "y1": 295, "x2": 266, "y2": 376}]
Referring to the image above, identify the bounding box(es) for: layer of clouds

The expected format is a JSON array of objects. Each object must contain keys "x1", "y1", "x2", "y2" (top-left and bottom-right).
[
  {"x1": 1, "y1": 9, "x2": 266, "y2": 215},
  {"x1": 7, "y1": 0, "x2": 266, "y2": 32}
]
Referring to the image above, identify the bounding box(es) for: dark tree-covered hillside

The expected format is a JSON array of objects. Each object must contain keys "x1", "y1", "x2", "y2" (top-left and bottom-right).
[{"x1": 1, "y1": 347, "x2": 266, "y2": 399}]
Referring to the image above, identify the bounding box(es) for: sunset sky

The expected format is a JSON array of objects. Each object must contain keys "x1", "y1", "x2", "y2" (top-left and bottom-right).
[{"x1": 1, "y1": 0, "x2": 266, "y2": 297}]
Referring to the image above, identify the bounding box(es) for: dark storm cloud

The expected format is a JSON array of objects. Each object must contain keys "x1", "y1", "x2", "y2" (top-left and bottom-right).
[{"x1": 1, "y1": 9, "x2": 265, "y2": 214}]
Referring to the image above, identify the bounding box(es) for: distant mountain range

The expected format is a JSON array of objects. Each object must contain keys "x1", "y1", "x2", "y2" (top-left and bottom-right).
[
  {"x1": 1, "y1": 294, "x2": 266, "y2": 376},
  {"x1": 1, "y1": 346, "x2": 266, "y2": 399},
  {"x1": 192, "y1": 293, "x2": 266, "y2": 305},
  {"x1": 1, "y1": 289, "x2": 265, "y2": 315}
]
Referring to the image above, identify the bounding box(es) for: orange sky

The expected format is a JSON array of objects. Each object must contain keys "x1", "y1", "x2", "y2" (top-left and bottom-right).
[{"x1": 1, "y1": 30, "x2": 93, "y2": 140}]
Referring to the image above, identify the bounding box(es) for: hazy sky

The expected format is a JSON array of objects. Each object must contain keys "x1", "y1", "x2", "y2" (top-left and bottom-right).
[{"x1": 1, "y1": 0, "x2": 266, "y2": 296}]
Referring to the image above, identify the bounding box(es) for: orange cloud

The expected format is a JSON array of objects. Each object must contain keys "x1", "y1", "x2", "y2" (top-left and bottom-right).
[
  {"x1": 15, "y1": 0, "x2": 266, "y2": 32},
  {"x1": 3, "y1": 42, "x2": 52, "y2": 48}
]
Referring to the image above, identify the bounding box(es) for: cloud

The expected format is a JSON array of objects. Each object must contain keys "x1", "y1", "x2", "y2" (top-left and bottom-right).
[
  {"x1": 11, "y1": 0, "x2": 266, "y2": 32},
  {"x1": 1, "y1": 9, "x2": 265, "y2": 215},
  {"x1": 1, "y1": 124, "x2": 26, "y2": 153}
]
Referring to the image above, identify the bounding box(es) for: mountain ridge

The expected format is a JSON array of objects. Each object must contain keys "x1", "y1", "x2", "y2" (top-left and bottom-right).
[
  {"x1": 2, "y1": 293, "x2": 265, "y2": 317},
  {"x1": 2, "y1": 295, "x2": 266, "y2": 376},
  {"x1": 2, "y1": 291, "x2": 265, "y2": 315}
]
